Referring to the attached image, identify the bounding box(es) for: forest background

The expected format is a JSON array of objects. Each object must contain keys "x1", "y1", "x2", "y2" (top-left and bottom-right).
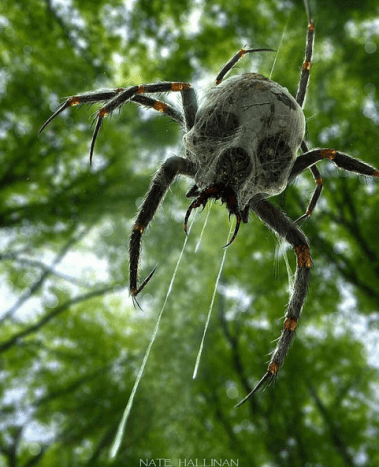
[{"x1": 1, "y1": 0, "x2": 379, "y2": 465}]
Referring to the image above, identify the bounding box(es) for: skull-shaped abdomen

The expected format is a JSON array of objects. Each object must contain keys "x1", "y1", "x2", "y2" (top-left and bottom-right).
[{"x1": 183, "y1": 73, "x2": 306, "y2": 208}]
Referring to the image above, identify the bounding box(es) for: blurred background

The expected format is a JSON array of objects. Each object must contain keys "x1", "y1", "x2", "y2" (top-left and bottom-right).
[{"x1": 1, "y1": 0, "x2": 379, "y2": 465}]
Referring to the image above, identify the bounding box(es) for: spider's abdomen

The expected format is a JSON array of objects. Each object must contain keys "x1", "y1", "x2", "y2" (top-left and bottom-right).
[{"x1": 184, "y1": 73, "x2": 305, "y2": 207}]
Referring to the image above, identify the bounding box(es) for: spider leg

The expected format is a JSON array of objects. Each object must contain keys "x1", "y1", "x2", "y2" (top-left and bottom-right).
[
  {"x1": 40, "y1": 89, "x2": 184, "y2": 134},
  {"x1": 292, "y1": 0, "x2": 319, "y2": 222},
  {"x1": 88, "y1": 82, "x2": 191, "y2": 158},
  {"x1": 236, "y1": 195, "x2": 311, "y2": 406},
  {"x1": 93, "y1": 82, "x2": 191, "y2": 119},
  {"x1": 294, "y1": 141, "x2": 323, "y2": 224},
  {"x1": 89, "y1": 94, "x2": 185, "y2": 165},
  {"x1": 215, "y1": 48, "x2": 274, "y2": 85},
  {"x1": 131, "y1": 95, "x2": 184, "y2": 126},
  {"x1": 129, "y1": 156, "x2": 197, "y2": 303},
  {"x1": 294, "y1": 164, "x2": 323, "y2": 224},
  {"x1": 40, "y1": 82, "x2": 190, "y2": 162},
  {"x1": 39, "y1": 89, "x2": 124, "y2": 135},
  {"x1": 295, "y1": 0, "x2": 315, "y2": 108},
  {"x1": 289, "y1": 148, "x2": 379, "y2": 180},
  {"x1": 181, "y1": 87, "x2": 198, "y2": 131},
  {"x1": 235, "y1": 371, "x2": 274, "y2": 408}
]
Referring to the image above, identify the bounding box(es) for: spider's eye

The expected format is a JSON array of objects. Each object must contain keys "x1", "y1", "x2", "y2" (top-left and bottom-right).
[
  {"x1": 257, "y1": 134, "x2": 293, "y2": 183},
  {"x1": 195, "y1": 110, "x2": 239, "y2": 139}
]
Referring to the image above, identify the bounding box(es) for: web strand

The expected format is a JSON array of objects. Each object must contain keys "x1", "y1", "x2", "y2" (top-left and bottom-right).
[
  {"x1": 192, "y1": 222, "x2": 234, "y2": 379},
  {"x1": 269, "y1": 20, "x2": 287, "y2": 80},
  {"x1": 194, "y1": 201, "x2": 213, "y2": 252},
  {"x1": 110, "y1": 215, "x2": 197, "y2": 458}
]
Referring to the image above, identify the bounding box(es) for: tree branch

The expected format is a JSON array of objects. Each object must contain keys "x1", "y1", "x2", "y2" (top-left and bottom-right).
[
  {"x1": 0, "y1": 226, "x2": 92, "y2": 324},
  {"x1": 0, "y1": 284, "x2": 122, "y2": 354},
  {"x1": 308, "y1": 384, "x2": 356, "y2": 467}
]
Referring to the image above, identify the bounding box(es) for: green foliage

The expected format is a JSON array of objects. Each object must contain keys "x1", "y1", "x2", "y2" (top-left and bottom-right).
[{"x1": 1, "y1": 0, "x2": 379, "y2": 466}]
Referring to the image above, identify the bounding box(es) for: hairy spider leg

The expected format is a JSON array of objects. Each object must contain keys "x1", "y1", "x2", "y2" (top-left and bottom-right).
[
  {"x1": 181, "y1": 87, "x2": 198, "y2": 131},
  {"x1": 41, "y1": 81, "x2": 201, "y2": 303},
  {"x1": 39, "y1": 83, "x2": 192, "y2": 161},
  {"x1": 289, "y1": 148, "x2": 379, "y2": 181},
  {"x1": 295, "y1": 0, "x2": 315, "y2": 108},
  {"x1": 132, "y1": 95, "x2": 184, "y2": 126},
  {"x1": 294, "y1": 141, "x2": 323, "y2": 224},
  {"x1": 39, "y1": 89, "x2": 122, "y2": 135},
  {"x1": 293, "y1": 0, "x2": 323, "y2": 223},
  {"x1": 90, "y1": 82, "x2": 191, "y2": 160},
  {"x1": 235, "y1": 196, "x2": 312, "y2": 407},
  {"x1": 215, "y1": 48, "x2": 274, "y2": 85},
  {"x1": 129, "y1": 156, "x2": 197, "y2": 305},
  {"x1": 39, "y1": 90, "x2": 184, "y2": 134}
]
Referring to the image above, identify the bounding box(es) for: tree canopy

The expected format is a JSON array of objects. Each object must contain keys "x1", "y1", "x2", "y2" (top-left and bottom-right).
[{"x1": 1, "y1": 0, "x2": 379, "y2": 466}]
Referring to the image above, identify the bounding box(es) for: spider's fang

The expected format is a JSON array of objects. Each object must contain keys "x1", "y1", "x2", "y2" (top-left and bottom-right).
[
  {"x1": 223, "y1": 213, "x2": 241, "y2": 248},
  {"x1": 184, "y1": 185, "x2": 243, "y2": 247},
  {"x1": 90, "y1": 116, "x2": 104, "y2": 165},
  {"x1": 184, "y1": 202, "x2": 196, "y2": 236},
  {"x1": 184, "y1": 187, "x2": 218, "y2": 235},
  {"x1": 183, "y1": 222, "x2": 189, "y2": 237},
  {"x1": 183, "y1": 201, "x2": 200, "y2": 236}
]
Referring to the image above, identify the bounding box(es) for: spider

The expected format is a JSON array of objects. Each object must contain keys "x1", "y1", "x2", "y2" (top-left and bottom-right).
[{"x1": 40, "y1": 1, "x2": 379, "y2": 406}]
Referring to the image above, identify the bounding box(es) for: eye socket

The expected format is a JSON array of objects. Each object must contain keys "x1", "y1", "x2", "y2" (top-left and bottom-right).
[
  {"x1": 195, "y1": 110, "x2": 239, "y2": 139},
  {"x1": 233, "y1": 147, "x2": 251, "y2": 173},
  {"x1": 216, "y1": 147, "x2": 252, "y2": 184},
  {"x1": 257, "y1": 135, "x2": 293, "y2": 182}
]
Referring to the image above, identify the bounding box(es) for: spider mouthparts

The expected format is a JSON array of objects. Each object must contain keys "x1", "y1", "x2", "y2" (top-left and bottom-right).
[
  {"x1": 184, "y1": 185, "x2": 242, "y2": 247},
  {"x1": 184, "y1": 190, "x2": 214, "y2": 235},
  {"x1": 183, "y1": 206, "x2": 194, "y2": 235},
  {"x1": 223, "y1": 213, "x2": 241, "y2": 248}
]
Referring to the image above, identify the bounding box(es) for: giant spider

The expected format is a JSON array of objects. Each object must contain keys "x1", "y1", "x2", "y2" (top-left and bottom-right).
[{"x1": 40, "y1": 1, "x2": 379, "y2": 406}]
